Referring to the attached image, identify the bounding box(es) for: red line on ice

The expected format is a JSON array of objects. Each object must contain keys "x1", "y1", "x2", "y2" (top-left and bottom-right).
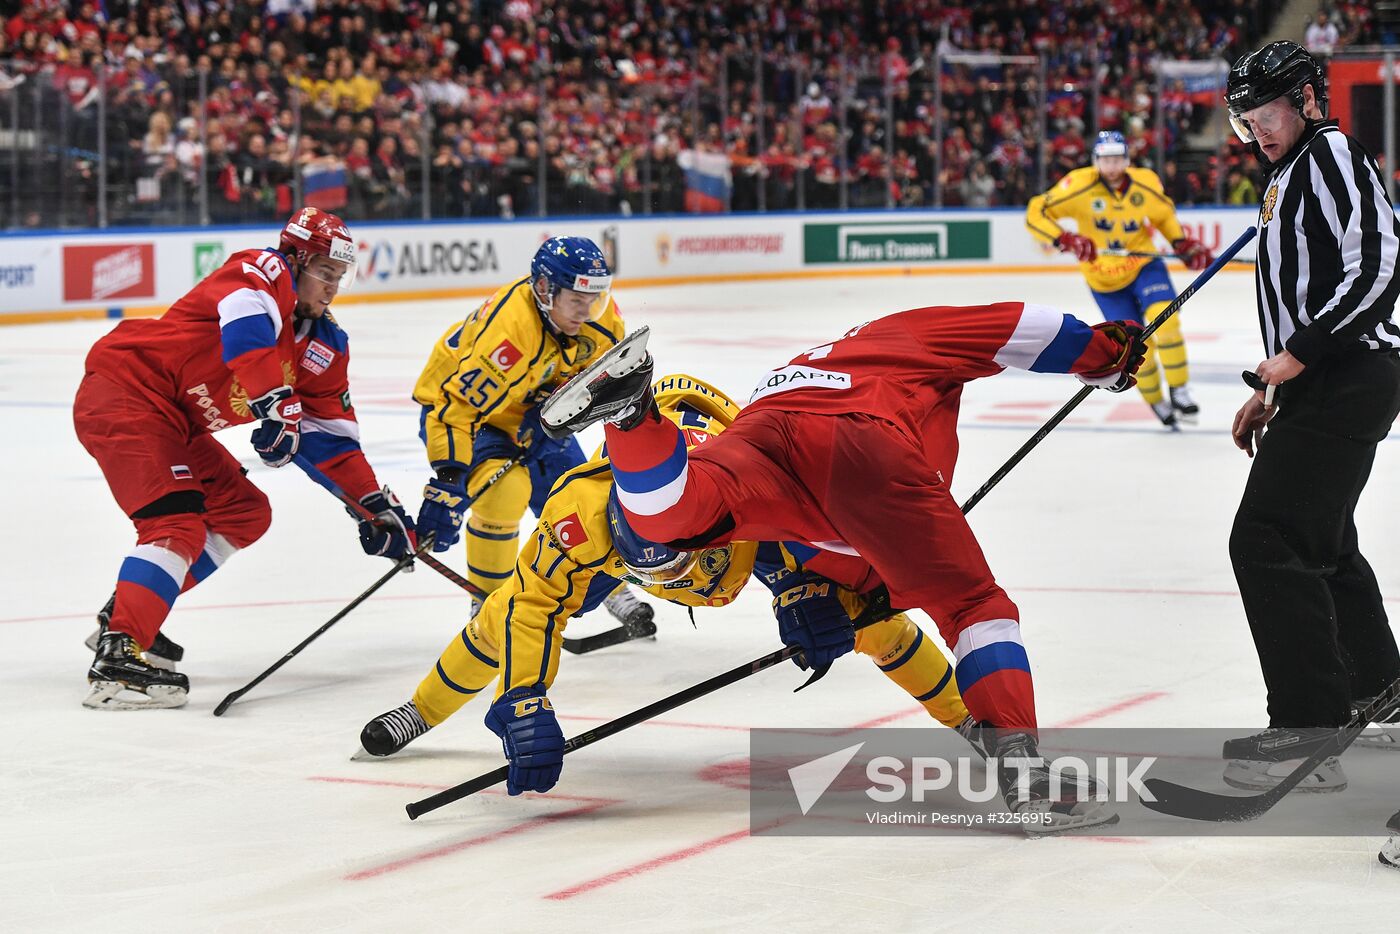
[
  {"x1": 1049, "y1": 690, "x2": 1170, "y2": 728},
  {"x1": 542, "y1": 818, "x2": 792, "y2": 901},
  {"x1": 307, "y1": 775, "x2": 616, "y2": 804},
  {"x1": 344, "y1": 800, "x2": 614, "y2": 881}
]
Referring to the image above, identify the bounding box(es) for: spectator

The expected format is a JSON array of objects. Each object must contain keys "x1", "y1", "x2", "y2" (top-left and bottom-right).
[
  {"x1": 959, "y1": 159, "x2": 996, "y2": 207},
  {"x1": 1304, "y1": 10, "x2": 1340, "y2": 58},
  {"x1": 1227, "y1": 167, "x2": 1259, "y2": 205}
]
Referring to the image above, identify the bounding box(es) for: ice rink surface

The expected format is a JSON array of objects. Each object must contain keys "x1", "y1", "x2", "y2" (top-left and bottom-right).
[{"x1": 4, "y1": 267, "x2": 1398, "y2": 932}]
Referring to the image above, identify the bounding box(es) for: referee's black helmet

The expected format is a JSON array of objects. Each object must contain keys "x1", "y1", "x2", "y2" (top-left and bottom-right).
[{"x1": 1225, "y1": 41, "x2": 1327, "y2": 137}]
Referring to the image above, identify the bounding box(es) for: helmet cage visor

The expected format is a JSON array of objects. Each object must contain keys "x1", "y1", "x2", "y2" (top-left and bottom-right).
[
  {"x1": 1227, "y1": 96, "x2": 1299, "y2": 145},
  {"x1": 541, "y1": 273, "x2": 613, "y2": 322},
  {"x1": 620, "y1": 547, "x2": 699, "y2": 586}
]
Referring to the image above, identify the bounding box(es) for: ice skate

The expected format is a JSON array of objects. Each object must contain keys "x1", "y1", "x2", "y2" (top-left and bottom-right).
[
  {"x1": 84, "y1": 629, "x2": 189, "y2": 710},
  {"x1": 358, "y1": 700, "x2": 432, "y2": 757},
  {"x1": 1221, "y1": 728, "x2": 1348, "y2": 793},
  {"x1": 84, "y1": 595, "x2": 184, "y2": 672},
  {"x1": 1150, "y1": 398, "x2": 1180, "y2": 431},
  {"x1": 1355, "y1": 695, "x2": 1400, "y2": 752},
  {"x1": 604, "y1": 586, "x2": 657, "y2": 638},
  {"x1": 988, "y1": 730, "x2": 1118, "y2": 835},
  {"x1": 955, "y1": 715, "x2": 989, "y2": 760},
  {"x1": 540, "y1": 327, "x2": 654, "y2": 438},
  {"x1": 1381, "y1": 810, "x2": 1400, "y2": 869},
  {"x1": 1169, "y1": 385, "x2": 1199, "y2": 423}
]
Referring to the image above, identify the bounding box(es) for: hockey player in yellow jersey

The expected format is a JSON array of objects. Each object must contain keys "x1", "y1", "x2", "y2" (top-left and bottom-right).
[
  {"x1": 411, "y1": 236, "x2": 653, "y2": 630},
  {"x1": 1026, "y1": 131, "x2": 1216, "y2": 428},
  {"x1": 359, "y1": 374, "x2": 974, "y2": 781}
]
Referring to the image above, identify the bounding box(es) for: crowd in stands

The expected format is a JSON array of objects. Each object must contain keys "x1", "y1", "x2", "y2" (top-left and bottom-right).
[
  {"x1": 1305, "y1": 3, "x2": 1385, "y2": 57},
  {"x1": 0, "y1": 1, "x2": 1289, "y2": 228}
]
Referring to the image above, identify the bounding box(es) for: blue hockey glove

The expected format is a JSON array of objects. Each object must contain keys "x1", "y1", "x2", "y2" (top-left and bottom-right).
[
  {"x1": 517, "y1": 404, "x2": 577, "y2": 467},
  {"x1": 484, "y1": 686, "x2": 565, "y2": 795},
  {"x1": 354, "y1": 486, "x2": 416, "y2": 560},
  {"x1": 773, "y1": 573, "x2": 856, "y2": 670},
  {"x1": 416, "y1": 473, "x2": 468, "y2": 553},
  {"x1": 248, "y1": 386, "x2": 302, "y2": 468}
]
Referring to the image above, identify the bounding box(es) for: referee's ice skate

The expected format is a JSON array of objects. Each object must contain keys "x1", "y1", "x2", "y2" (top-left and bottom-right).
[{"x1": 1221, "y1": 728, "x2": 1348, "y2": 793}]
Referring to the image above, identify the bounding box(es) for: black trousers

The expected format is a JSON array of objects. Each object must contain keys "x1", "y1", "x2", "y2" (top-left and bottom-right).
[{"x1": 1230, "y1": 349, "x2": 1400, "y2": 727}]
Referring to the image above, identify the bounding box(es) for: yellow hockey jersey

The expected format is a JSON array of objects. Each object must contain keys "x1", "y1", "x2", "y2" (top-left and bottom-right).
[
  {"x1": 412, "y1": 276, "x2": 627, "y2": 469},
  {"x1": 1026, "y1": 166, "x2": 1187, "y2": 293}
]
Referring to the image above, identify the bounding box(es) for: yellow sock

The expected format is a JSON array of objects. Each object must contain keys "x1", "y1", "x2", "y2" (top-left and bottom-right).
[
  {"x1": 857, "y1": 613, "x2": 969, "y2": 728},
  {"x1": 1148, "y1": 302, "x2": 1191, "y2": 388},
  {"x1": 412, "y1": 614, "x2": 501, "y2": 726},
  {"x1": 464, "y1": 457, "x2": 531, "y2": 595},
  {"x1": 1134, "y1": 337, "x2": 1165, "y2": 406}
]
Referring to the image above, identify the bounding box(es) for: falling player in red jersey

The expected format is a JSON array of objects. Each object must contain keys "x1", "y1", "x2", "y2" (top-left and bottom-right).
[
  {"x1": 538, "y1": 303, "x2": 1145, "y2": 831},
  {"x1": 73, "y1": 208, "x2": 416, "y2": 710}
]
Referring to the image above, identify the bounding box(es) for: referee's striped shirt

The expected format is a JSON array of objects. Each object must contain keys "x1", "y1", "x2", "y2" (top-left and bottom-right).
[{"x1": 1256, "y1": 120, "x2": 1400, "y2": 362}]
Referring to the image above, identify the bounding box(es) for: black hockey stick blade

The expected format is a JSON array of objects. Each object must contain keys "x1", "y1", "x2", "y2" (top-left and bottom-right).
[
  {"x1": 1139, "y1": 679, "x2": 1400, "y2": 822},
  {"x1": 212, "y1": 536, "x2": 433, "y2": 717},
  {"x1": 561, "y1": 618, "x2": 658, "y2": 655},
  {"x1": 406, "y1": 588, "x2": 901, "y2": 819}
]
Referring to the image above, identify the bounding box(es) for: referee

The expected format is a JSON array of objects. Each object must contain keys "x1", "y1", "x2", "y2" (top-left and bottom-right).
[{"x1": 1221, "y1": 41, "x2": 1400, "y2": 787}]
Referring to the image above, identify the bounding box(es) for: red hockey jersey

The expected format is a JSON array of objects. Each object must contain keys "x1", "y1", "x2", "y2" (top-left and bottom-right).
[
  {"x1": 83, "y1": 248, "x2": 379, "y2": 497},
  {"x1": 739, "y1": 302, "x2": 1125, "y2": 477}
]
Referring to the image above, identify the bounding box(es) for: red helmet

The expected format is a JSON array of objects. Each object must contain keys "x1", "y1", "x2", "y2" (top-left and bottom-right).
[{"x1": 278, "y1": 207, "x2": 357, "y2": 288}]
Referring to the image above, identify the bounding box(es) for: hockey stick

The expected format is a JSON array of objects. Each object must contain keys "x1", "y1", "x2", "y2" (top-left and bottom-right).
[
  {"x1": 1102, "y1": 247, "x2": 1255, "y2": 265},
  {"x1": 1139, "y1": 678, "x2": 1400, "y2": 822},
  {"x1": 292, "y1": 454, "x2": 529, "y2": 600},
  {"x1": 405, "y1": 587, "x2": 897, "y2": 818},
  {"x1": 212, "y1": 534, "x2": 435, "y2": 716},
  {"x1": 562, "y1": 614, "x2": 658, "y2": 654},
  {"x1": 959, "y1": 225, "x2": 1258, "y2": 514},
  {"x1": 292, "y1": 456, "x2": 648, "y2": 654},
  {"x1": 214, "y1": 454, "x2": 528, "y2": 717}
]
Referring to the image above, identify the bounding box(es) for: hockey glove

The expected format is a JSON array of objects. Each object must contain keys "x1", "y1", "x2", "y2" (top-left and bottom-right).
[
  {"x1": 354, "y1": 486, "x2": 417, "y2": 560},
  {"x1": 1056, "y1": 232, "x2": 1097, "y2": 263},
  {"x1": 1076, "y1": 320, "x2": 1147, "y2": 393},
  {"x1": 248, "y1": 386, "x2": 302, "y2": 468},
  {"x1": 773, "y1": 573, "x2": 856, "y2": 671},
  {"x1": 518, "y1": 403, "x2": 581, "y2": 467},
  {"x1": 484, "y1": 686, "x2": 565, "y2": 796},
  {"x1": 1172, "y1": 236, "x2": 1214, "y2": 272},
  {"x1": 417, "y1": 472, "x2": 468, "y2": 553}
]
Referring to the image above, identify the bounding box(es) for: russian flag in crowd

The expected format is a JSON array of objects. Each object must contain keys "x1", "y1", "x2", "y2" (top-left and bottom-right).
[
  {"x1": 678, "y1": 149, "x2": 731, "y2": 213},
  {"x1": 303, "y1": 162, "x2": 348, "y2": 211}
]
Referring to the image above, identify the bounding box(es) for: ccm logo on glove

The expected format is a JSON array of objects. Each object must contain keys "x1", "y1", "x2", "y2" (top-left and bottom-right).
[
  {"x1": 512, "y1": 695, "x2": 554, "y2": 718},
  {"x1": 775, "y1": 581, "x2": 833, "y2": 607}
]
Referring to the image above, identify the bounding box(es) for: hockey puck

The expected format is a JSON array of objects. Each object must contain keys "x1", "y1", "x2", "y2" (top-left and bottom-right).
[{"x1": 1241, "y1": 370, "x2": 1267, "y2": 392}]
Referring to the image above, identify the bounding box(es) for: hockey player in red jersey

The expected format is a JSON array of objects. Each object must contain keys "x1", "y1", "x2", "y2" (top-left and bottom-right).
[
  {"x1": 538, "y1": 302, "x2": 1145, "y2": 831},
  {"x1": 73, "y1": 208, "x2": 415, "y2": 710}
]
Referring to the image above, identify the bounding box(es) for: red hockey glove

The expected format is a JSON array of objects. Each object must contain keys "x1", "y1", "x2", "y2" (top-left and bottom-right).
[
  {"x1": 1076, "y1": 320, "x2": 1147, "y2": 393},
  {"x1": 1172, "y1": 236, "x2": 1213, "y2": 271},
  {"x1": 1056, "y1": 231, "x2": 1097, "y2": 263}
]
